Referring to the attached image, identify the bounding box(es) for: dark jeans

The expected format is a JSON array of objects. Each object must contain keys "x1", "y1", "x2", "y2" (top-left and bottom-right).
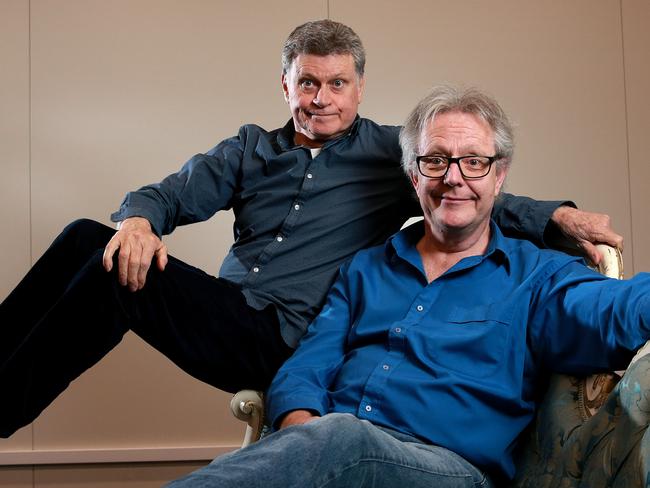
[{"x1": 0, "y1": 219, "x2": 292, "y2": 438}]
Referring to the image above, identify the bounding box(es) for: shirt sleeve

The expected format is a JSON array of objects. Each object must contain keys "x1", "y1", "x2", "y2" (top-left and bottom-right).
[
  {"x1": 491, "y1": 192, "x2": 575, "y2": 248},
  {"x1": 266, "y1": 263, "x2": 354, "y2": 429},
  {"x1": 530, "y1": 261, "x2": 650, "y2": 374},
  {"x1": 109, "y1": 131, "x2": 245, "y2": 237}
]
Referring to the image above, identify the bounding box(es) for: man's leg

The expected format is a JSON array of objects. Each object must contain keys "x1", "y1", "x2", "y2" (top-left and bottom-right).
[
  {"x1": 0, "y1": 219, "x2": 291, "y2": 437},
  {"x1": 0, "y1": 219, "x2": 115, "y2": 363},
  {"x1": 166, "y1": 413, "x2": 492, "y2": 488}
]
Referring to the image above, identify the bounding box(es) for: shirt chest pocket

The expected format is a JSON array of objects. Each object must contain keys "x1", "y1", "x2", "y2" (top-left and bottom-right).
[{"x1": 417, "y1": 305, "x2": 512, "y2": 379}]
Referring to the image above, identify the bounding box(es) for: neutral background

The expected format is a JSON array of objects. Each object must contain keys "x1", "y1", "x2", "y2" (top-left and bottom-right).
[{"x1": 1, "y1": 0, "x2": 649, "y2": 486}]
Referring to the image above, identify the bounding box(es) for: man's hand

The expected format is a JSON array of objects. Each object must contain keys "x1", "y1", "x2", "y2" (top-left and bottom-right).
[
  {"x1": 102, "y1": 217, "x2": 168, "y2": 292},
  {"x1": 551, "y1": 206, "x2": 624, "y2": 265},
  {"x1": 279, "y1": 410, "x2": 320, "y2": 430}
]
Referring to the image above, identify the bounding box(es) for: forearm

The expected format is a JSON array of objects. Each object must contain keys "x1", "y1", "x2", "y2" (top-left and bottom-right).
[
  {"x1": 534, "y1": 264, "x2": 650, "y2": 373},
  {"x1": 110, "y1": 149, "x2": 240, "y2": 236},
  {"x1": 492, "y1": 192, "x2": 575, "y2": 248}
]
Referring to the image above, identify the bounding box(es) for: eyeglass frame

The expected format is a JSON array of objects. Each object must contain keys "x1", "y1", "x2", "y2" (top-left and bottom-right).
[{"x1": 414, "y1": 155, "x2": 500, "y2": 180}]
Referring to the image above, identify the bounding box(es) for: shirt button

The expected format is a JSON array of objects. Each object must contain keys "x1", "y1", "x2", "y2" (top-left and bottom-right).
[
  {"x1": 416, "y1": 305, "x2": 424, "y2": 312},
  {"x1": 306, "y1": 173, "x2": 313, "y2": 179},
  {"x1": 382, "y1": 364, "x2": 389, "y2": 370},
  {"x1": 276, "y1": 236, "x2": 283, "y2": 242},
  {"x1": 395, "y1": 327, "x2": 402, "y2": 333},
  {"x1": 294, "y1": 204, "x2": 300, "y2": 210},
  {"x1": 252, "y1": 267, "x2": 260, "y2": 273},
  {"x1": 365, "y1": 405, "x2": 372, "y2": 412}
]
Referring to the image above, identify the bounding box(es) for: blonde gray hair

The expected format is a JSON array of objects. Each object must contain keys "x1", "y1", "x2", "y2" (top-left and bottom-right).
[{"x1": 399, "y1": 85, "x2": 514, "y2": 176}]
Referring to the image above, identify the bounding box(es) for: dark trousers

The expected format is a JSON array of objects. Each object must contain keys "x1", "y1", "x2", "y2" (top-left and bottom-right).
[{"x1": 0, "y1": 219, "x2": 292, "y2": 438}]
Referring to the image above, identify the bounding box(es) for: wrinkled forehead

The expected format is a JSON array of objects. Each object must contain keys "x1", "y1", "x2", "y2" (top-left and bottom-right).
[
  {"x1": 418, "y1": 111, "x2": 496, "y2": 155},
  {"x1": 288, "y1": 53, "x2": 358, "y2": 75}
]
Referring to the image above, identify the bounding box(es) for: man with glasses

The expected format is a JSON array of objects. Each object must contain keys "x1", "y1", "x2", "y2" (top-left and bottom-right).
[
  {"x1": 0, "y1": 20, "x2": 621, "y2": 438},
  {"x1": 168, "y1": 85, "x2": 650, "y2": 487}
]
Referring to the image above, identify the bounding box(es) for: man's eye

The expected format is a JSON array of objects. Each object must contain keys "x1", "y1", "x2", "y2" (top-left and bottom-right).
[
  {"x1": 333, "y1": 79, "x2": 344, "y2": 88},
  {"x1": 301, "y1": 80, "x2": 314, "y2": 89},
  {"x1": 427, "y1": 157, "x2": 446, "y2": 166}
]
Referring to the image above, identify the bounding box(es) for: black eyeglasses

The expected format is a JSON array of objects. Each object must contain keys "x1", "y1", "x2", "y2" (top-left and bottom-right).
[{"x1": 415, "y1": 155, "x2": 499, "y2": 179}]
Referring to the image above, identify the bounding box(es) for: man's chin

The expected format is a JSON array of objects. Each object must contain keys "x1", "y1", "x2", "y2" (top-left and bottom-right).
[
  {"x1": 433, "y1": 212, "x2": 476, "y2": 232},
  {"x1": 306, "y1": 127, "x2": 345, "y2": 141}
]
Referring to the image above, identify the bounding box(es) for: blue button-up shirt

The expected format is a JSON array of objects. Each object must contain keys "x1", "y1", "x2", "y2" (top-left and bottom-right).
[
  {"x1": 111, "y1": 117, "x2": 568, "y2": 347},
  {"x1": 267, "y1": 221, "x2": 650, "y2": 480}
]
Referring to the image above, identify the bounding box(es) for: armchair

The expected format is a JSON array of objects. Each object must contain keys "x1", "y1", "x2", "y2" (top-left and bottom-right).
[{"x1": 231, "y1": 245, "x2": 650, "y2": 487}]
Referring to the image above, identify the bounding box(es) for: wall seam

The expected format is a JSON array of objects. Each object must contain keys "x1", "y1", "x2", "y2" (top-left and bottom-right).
[
  {"x1": 619, "y1": 0, "x2": 636, "y2": 276},
  {"x1": 28, "y1": 0, "x2": 33, "y2": 267},
  {"x1": 28, "y1": 1, "x2": 35, "y2": 483}
]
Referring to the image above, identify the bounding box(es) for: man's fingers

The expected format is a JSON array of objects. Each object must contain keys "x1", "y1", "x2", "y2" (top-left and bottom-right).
[
  {"x1": 155, "y1": 244, "x2": 169, "y2": 272},
  {"x1": 579, "y1": 240, "x2": 601, "y2": 266},
  {"x1": 117, "y1": 244, "x2": 132, "y2": 287},
  {"x1": 598, "y1": 229, "x2": 624, "y2": 250},
  {"x1": 102, "y1": 238, "x2": 120, "y2": 272},
  {"x1": 126, "y1": 245, "x2": 144, "y2": 292},
  {"x1": 136, "y1": 245, "x2": 158, "y2": 290}
]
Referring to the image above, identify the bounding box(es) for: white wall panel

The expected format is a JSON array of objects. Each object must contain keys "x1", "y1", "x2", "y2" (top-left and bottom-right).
[
  {"x1": 333, "y1": 0, "x2": 632, "y2": 264},
  {"x1": 623, "y1": 0, "x2": 650, "y2": 276}
]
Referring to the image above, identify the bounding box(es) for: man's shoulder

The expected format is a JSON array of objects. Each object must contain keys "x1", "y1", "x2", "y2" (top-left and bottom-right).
[
  {"x1": 356, "y1": 117, "x2": 401, "y2": 136},
  {"x1": 345, "y1": 240, "x2": 388, "y2": 270},
  {"x1": 500, "y1": 234, "x2": 585, "y2": 269},
  {"x1": 236, "y1": 123, "x2": 283, "y2": 139}
]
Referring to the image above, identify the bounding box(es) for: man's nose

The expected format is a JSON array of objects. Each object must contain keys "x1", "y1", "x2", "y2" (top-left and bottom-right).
[
  {"x1": 443, "y1": 162, "x2": 463, "y2": 186},
  {"x1": 313, "y1": 87, "x2": 331, "y2": 106}
]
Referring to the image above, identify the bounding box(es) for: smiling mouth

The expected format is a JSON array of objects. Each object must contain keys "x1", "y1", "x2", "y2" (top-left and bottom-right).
[
  {"x1": 435, "y1": 195, "x2": 474, "y2": 204},
  {"x1": 307, "y1": 111, "x2": 337, "y2": 118}
]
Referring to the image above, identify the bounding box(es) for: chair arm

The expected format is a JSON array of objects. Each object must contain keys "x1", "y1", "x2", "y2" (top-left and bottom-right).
[
  {"x1": 230, "y1": 390, "x2": 265, "y2": 448},
  {"x1": 592, "y1": 243, "x2": 623, "y2": 279}
]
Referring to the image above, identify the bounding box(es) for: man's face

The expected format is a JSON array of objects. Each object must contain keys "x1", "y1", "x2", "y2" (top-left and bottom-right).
[
  {"x1": 282, "y1": 53, "x2": 365, "y2": 147},
  {"x1": 411, "y1": 111, "x2": 508, "y2": 239}
]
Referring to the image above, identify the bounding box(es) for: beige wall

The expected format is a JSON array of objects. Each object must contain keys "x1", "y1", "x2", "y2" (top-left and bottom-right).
[{"x1": 1, "y1": 0, "x2": 648, "y2": 486}]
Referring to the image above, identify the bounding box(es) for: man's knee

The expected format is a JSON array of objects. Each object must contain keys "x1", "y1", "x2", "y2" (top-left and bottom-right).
[
  {"x1": 58, "y1": 218, "x2": 114, "y2": 251},
  {"x1": 61, "y1": 218, "x2": 105, "y2": 236},
  {"x1": 301, "y1": 413, "x2": 380, "y2": 453}
]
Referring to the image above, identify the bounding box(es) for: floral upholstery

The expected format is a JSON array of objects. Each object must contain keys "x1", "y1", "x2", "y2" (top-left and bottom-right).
[{"x1": 510, "y1": 353, "x2": 650, "y2": 487}]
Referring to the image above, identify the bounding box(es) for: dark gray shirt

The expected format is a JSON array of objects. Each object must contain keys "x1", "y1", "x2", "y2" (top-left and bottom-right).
[{"x1": 111, "y1": 117, "x2": 566, "y2": 347}]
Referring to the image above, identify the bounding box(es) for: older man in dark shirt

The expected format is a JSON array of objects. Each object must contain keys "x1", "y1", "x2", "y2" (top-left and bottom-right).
[{"x1": 0, "y1": 20, "x2": 621, "y2": 438}]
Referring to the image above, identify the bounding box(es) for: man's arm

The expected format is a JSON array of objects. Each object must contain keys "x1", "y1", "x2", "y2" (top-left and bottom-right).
[
  {"x1": 492, "y1": 193, "x2": 623, "y2": 264},
  {"x1": 266, "y1": 264, "x2": 354, "y2": 430},
  {"x1": 531, "y1": 261, "x2": 650, "y2": 374},
  {"x1": 548, "y1": 206, "x2": 623, "y2": 264},
  {"x1": 104, "y1": 134, "x2": 245, "y2": 291}
]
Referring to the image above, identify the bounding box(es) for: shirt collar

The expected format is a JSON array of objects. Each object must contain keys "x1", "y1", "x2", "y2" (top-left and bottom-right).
[
  {"x1": 276, "y1": 116, "x2": 362, "y2": 151},
  {"x1": 385, "y1": 219, "x2": 511, "y2": 275}
]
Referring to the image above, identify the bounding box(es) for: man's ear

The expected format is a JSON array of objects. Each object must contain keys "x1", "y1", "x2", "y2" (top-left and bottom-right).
[
  {"x1": 281, "y1": 72, "x2": 289, "y2": 102},
  {"x1": 410, "y1": 169, "x2": 420, "y2": 191},
  {"x1": 357, "y1": 76, "x2": 366, "y2": 104},
  {"x1": 494, "y1": 165, "x2": 509, "y2": 196}
]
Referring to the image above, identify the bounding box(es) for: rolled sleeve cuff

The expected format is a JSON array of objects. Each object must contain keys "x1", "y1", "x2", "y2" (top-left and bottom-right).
[
  {"x1": 267, "y1": 393, "x2": 328, "y2": 431},
  {"x1": 110, "y1": 201, "x2": 167, "y2": 238}
]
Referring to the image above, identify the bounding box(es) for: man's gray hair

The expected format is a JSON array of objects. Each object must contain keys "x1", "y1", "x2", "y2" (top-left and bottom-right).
[
  {"x1": 399, "y1": 85, "x2": 514, "y2": 176},
  {"x1": 282, "y1": 20, "x2": 366, "y2": 77}
]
